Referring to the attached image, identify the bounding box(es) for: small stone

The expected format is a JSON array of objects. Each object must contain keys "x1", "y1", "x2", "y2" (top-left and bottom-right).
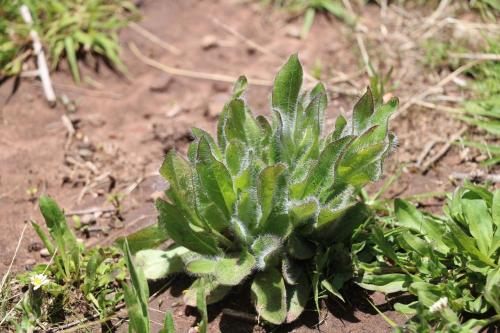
[
  {"x1": 78, "y1": 148, "x2": 94, "y2": 159},
  {"x1": 166, "y1": 104, "x2": 183, "y2": 118},
  {"x1": 188, "y1": 328, "x2": 198, "y2": 333},
  {"x1": 40, "y1": 248, "x2": 50, "y2": 258},
  {"x1": 285, "y1": 25, "x2": 301, "y2": 39},
  {"x1": 80, "y1": 214, "x2": 96, "y2": 225},
  {"x1": 149, "y1": 74, "x2": 173, "y2": 93},
  {"x1": 25, "y1": 259, "x2": 36, "y2": 267},
  {"x1": 201, "y1": 35, "x2": 218, "y2": 50}
]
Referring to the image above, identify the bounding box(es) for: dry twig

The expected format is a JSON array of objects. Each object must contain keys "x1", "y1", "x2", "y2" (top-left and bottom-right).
[
  {"x1": 421, "y1": 127, "x2": 467, "y2": 173},
  {"x1": 129, "y1": 42, "x2": 272, "y2": 86},
  {"x1": 129, "y1": 22, "x2": 182, "y2": 55}
]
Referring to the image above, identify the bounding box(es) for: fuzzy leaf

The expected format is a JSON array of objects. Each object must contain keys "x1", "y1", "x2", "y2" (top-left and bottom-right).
[
  {"x1": 272, "y1": 54, "x2": 303, "y2": 134},
  {"x1": 196, "y1": 137, "x2": 236, "y2": 220},
  {"x1": 352, "y1": 88, "x2": 374, "y2": 134},
  {"x1": 157, "y1": 199, "x2": 220, "y2": 256},
  {"x1": 286, "y1": 274, "x2": 310, "y2": 323},
  {"x1": 251, "y1": 268, "x2": 287, "y2": 325},
  {"x1": 257, "y1": 164, "x2": 288, "y2": 234},
  {"x1": 214, "y1": 251, "x2": 255, "y2": 285},
  {"x1": 252, "y1": 235, "x2": 282, "y2": 270},
  {"x1": 135, "y1": 246, "x2": 189, "y2": 280},
  {"x1": 183, "y1": 278, "x2": 232, "y2": 307}
]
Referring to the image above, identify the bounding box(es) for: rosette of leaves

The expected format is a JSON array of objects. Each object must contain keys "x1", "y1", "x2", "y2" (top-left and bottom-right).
[
  {"x1": 356, "y1": 183, "x2": 500, "y2": 331},
  {"x1": 138, "y1": 54, "x2": 398, "y2": 325}
]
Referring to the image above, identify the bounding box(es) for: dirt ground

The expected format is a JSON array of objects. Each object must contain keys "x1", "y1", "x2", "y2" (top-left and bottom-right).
[{"x1": 0, "y1": 0, "x2": 492, "y2": 332}]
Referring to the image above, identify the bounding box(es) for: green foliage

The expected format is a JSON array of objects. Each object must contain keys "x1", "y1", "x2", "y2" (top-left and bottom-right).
[
  {"x1": 135, "y1": 54, "x2": 397, "y2": 324},
  {"x1": 0, "y1": 0, "x2": 137, "y2": 81},
  {"x1": 122, "y1": 240, "x2": 185, "y2": 333},
  {"x1": 356, "y1": 183, "x2": 500, "y2": 331},
  {"x1": 2, "y1": 197, "x2": 127, "y2": 330},
  {"x1": 264, "y1": 0, "x2": 357, "y2": 39},
  {"x1": 459, "y1": 38, "x2": 500, "y2": 165}
]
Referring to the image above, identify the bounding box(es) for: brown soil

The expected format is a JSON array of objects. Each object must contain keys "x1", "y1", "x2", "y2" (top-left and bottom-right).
[{"x1": 0, "y1": 0, "x2": 492, "y2": 332}]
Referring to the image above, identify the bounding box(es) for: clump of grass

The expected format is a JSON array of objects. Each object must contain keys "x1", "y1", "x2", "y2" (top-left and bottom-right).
[
  {"x1": 0, "y1": 0, "x2": 137, "y2": 82},
  {"x1": 263, "y1": 0, "x2": 357, "y2": 39}
]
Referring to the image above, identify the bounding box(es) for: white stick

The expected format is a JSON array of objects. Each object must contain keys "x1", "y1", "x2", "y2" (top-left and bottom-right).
[{"x1": 20, "y1": 5, "x2": 56, "y2": 106}]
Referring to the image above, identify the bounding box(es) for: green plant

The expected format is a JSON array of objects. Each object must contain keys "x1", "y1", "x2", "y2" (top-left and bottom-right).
[
  {"x1": 0, "y1": 0, "x2": 137, "y2": 82},
  {"x1": 134, "y1": 54, "x2": 397, "y2": 325},
  {"x1": 459, "y1": 38, "x2": 500, "y2": 165},
  {"x1": 122, "y1": 240, "x2": 181, "y2": 333},
  {"x1": 264, "y1": 0, "x2": 356, "y2": 39},
  {"x1": 356, "y1": 182, "x2": 500, "y2": 331},
  {"x1": 2, "y1": 197, "x2": 127, "y2": 330}
]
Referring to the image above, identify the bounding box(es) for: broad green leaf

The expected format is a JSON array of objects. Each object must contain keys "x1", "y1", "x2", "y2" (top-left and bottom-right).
[
  {"x1": 286, "y1": 274, "x2": 310, "y2": 322},
  {"x1": 196, "y1": 137, "x2": 236, "y2": 219},
  {"x1": 186, "y1": 257, "x2": 217, "y2": 275},
  {"x1": 357, "y1": 273, "x2": 411, "y2": 293},
  {"x1": 394, "y1": 199, "x2": 425, "y2": 232},
  {"x1": 183, "y1": 278, "x2": 232, "y2": 307},
  {"x1": 160, "y1": 151, "x2": 202, "y2": 228},
  {"x1": 484, "y1": 267, "x2": 500, "y2": 314},
  {"x1": 157, "y1": 199, "x2": 220, "y2": 256},
  {"x1": 257, "y1": 164, "x2": 287, "y2": 230},
  {"x1": 251, "y1": 268, "x2": 287, "y2": 325},
  {"x1": 462, "y1": 198, "x2": 493, "y2": 255},
  {"x1": 214, "y1": 251, "x2": 255, "y2": 285},
  {"x1": 135, "y1": 247, "x2": 189, "y2": 280},
  {"x1": 447, "y1": 221, "x2": 495, "y2": 267},
  {"x1": 272, "y1": 54, "x2": 303, "y2": 133},
  {"x1": 289, "y1": 198, "x2": 319, "y2": 226},
  {"x1": 192, "y1": 127, "x2": 222, "y2": 161},
  {"x1": 352, "y1": 88, "x2": 374, "y2": 134},
  {"x1": 298, "y1": 135, "x2": 353, "y2": 198},
  {"x1": 115, "y1": 224, "x2": 169, "y2": 254}
]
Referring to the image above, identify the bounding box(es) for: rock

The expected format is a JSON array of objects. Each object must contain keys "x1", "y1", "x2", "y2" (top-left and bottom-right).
[
  {"x1": 166, "y1": 104, "x2": 184, "y2": 118},
  {"x1": 80, "y1": 214, "x2": 96, "y2": 225},
  {"x1": 285, "y1": 25, "x2": 301, "y2": 39},
  {"x1": 149, "y1": 74, "x2": 173, "y2": 93},
  {"x1": 40, "y1": 248, "x2": 50, "y2": 258},
  {"x1": 201, "y1": 35, "x2": 218, "y2": 50},
  {"x1": 25, "y1": 259, "x2": 36, "y2": 266}
]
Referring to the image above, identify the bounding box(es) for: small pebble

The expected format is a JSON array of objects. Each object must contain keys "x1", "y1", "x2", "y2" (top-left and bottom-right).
[
  {"x1": 40, "y1": 248, "x2": 50, "y2": 258},
  {"x1": 25, "y1": 259, "x2": 36, "y2": 267},
  {"x1": 149, "y1": 74, "x2": 173, "y2": 93},
  {"x1": 201, "y1": 35, "x2": 218, "y2": 50}
]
